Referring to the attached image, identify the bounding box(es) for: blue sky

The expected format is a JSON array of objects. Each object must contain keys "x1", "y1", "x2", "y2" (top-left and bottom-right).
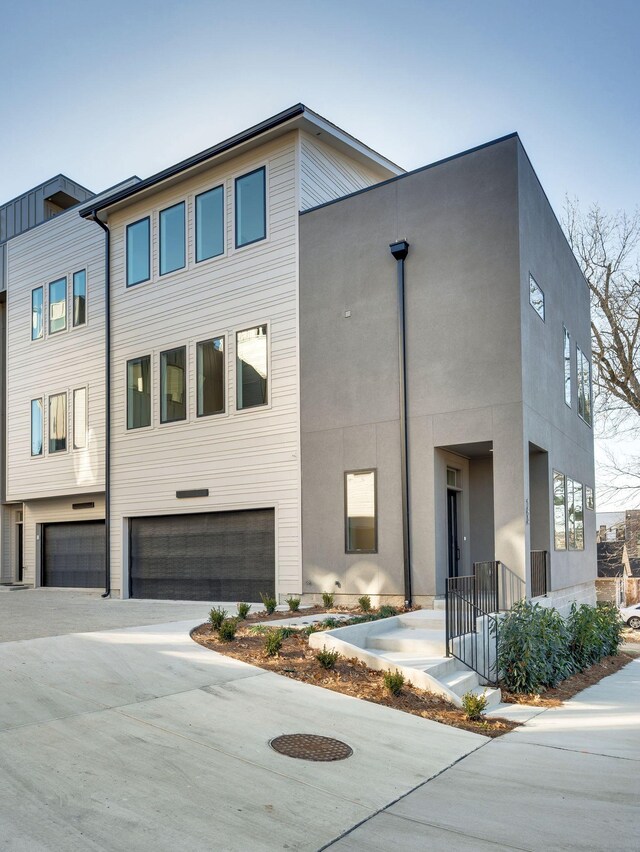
[{"x1": 1, "y1": 0, "x2": 638, "y2": 217}]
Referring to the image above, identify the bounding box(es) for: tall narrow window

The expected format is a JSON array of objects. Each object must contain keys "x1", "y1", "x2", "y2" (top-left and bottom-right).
[
  {"x1": 31, "y1": 399, "x2": 43, "y2": 456},
  {"x1": 160, "y1": 347, "x2": 186, "y2": 423},
  {"x1": 585, "y1": 485, "x2": 594, "y2": 511},
  {"x1": 196, "y1": 186, "x2": 224, "y2": 262},
  {"x1": 159, "y1": 202, "x2": 185, "y2": 275},
  {"x1": 73, "y1": 270, "x2": 87, "y2": 327},
  {"x1": 563, "y1": 326, "x2": 571, "y2": 407},
  {"x1": 235, "y1": 167, "x2": 266, "y2": 248},
  {"x1": 567, "y1": 479, "x2": 584, "y2": 551},
  {"x1": 553, "y1": 470, "x2": 566, "y2": 551},
  {"x1": 529, "y1": 274, "x2": 545, "y2": 321},
  {"x1": 345, "y1": 470, "x2": 377, "y2": 553},
  {"x1": 197, "y1": 337, "x2": 225, "y2": 416},
  {"x1": 126, "y1": 217, "x2": 150, "y2": 286},
  {"x1": 127, "y1": 356, "x2": 151, "y2": 429},
  {"x1": 31, "y1": 287, "x2": 43, "y2": 340},
  {"x1": 49, "y1": 277, "x2": 67, "y2": 334},
  {"x1": 49, "y1": 393, "x2": 67, "y2": 453},
  {"x1": 236, "y1": 325, "x2": 267, "y2": 409},
  {"x1": 73, "y1": 388, "x2": 87, "y2": 449},
  {"x1": 577, "y1": 346, "x2": 592, "y2": 426}
]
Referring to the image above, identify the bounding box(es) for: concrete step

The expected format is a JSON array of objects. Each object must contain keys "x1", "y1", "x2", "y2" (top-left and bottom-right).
[
  {"x1": 397, "y1": 612, "x2": 446, "y2": 630},
  {"x1": 439, "y1": 668, "x2": 480, "y2": 696},
  {"x1": 367, "y1": 627, "x2": 446, "y2": 655},
  {"x1": 468, "y1": 685, "x2": 503, "y2": 711},
  {"x1": 368, "y1": 650, "x2": 457, "y2": 675}
]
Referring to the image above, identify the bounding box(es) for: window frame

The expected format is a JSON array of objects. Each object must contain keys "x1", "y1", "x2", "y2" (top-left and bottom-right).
[
  {"x1": 234, "y1": 166, "x2": 267, "y2": 249},
  {"x1": 585, "y1": 485, "x2": 595, "y2": 511},
  {"x1": 72, "y1": 386, "x2": 88, "y2": 450},
  {"x1": 31, "y1": 398, "x2": 44, "y2": 457},
  {"x1": 196, "y1": 335, "x2": 226, "y2": 418},
  {"x1": 553, "y1": 469, "x2": 567, "y2": 551},
  {"x1": 158, "y1": 201, "x2": 186, "y2": 277},
  {"x1": 159, "y1": 345, "x2": 187, "y2": 425},
  {"x1": 563, "y1": 325, "x2": 571, "y2": 408},
  {"x1": 528, "y1": 273, "x2": 545, "y2": 321},
  {"x1": 577, "y1": 346, "x2": 592, "y2": 427},
  {"x1": 126, "y1": 216, "x2": 151, "y2": 287},
  {"x1": 31, "y1": 286, "x2": 44, "y2": 341},
  {"x1": 48, "y1": 276, "x2": 67, "y2": 335},
  {"x1": 344, "y1": 469, "x2": 378, "y2": 555},
  {"x1": 235, "y1": 323, "x2": 269, "y2": 412},
  {"x1": 126, "y1": 354, "x2": 152, "y2": 430},
  {"x1": 195, "y1": 184, "x2": 225, "y2": 264},
  {"x1": 48, "y1": 392, "x2": 68, "y2": 454},
  {"x1": 72, "y1": 269, "x2": 87, "y2": 328}
]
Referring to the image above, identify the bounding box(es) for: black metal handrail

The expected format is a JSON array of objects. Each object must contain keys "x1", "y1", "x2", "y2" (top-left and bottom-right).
[
  {"x1": 531, "y1": 550, "x2": 548, "y2": 598},
  {"x1": 473, "y1": 560, "x2": 499, "y2": 613},
  {"x1": 446, "y1": 575, "x2": 499, "y2": 685}
]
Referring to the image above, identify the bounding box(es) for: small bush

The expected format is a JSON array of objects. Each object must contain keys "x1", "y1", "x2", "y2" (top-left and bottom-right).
[
  {"x1": 264, "y1": 630, "x2": 284, "y2": 657},
  {"x1": 218, "y1": 618, "x2": 237, "y2": 642},
  {"x1": 322, "y1": 591, "x2": 335, "y2": 608},
  {"x1": 248, "y1": 624, "x2": 268, "y2": 635},
  {"x1": 286, "y1": 596, "x2": 301, "y2": 612},
  {"x1": 260, "y1": 593, "x2": 277, "y2": 615},
  {"x1": 378, "y1": 605, "x2": 398, "y2": 619},
  {"x1": 236, "y1": 602, "x2": 251, "y2": 620},
  {"x1": 279, "y1": 626, "x2": 296, "y2": 639},
  {"x1": 383, "y1": 669, "x2": 405, "y2": 695},
  {"x1": 462, "y1": 690, "x2": 488, "y2": 721},
  {"x1": 358, "y1": 595, "x2": 372, "y2": 613},
  {"x1": 568, "y1": 602, "x2": 623, "y2": 668},
  {"x1": 316, "y1": 647, "x2": 340, "y2": 669},
  {"x1": 322, "y1": 617, "x2": 339, "y2": 629},
  {"x1": 209, "y1": 606, "x2": 227, "y2": 632}
]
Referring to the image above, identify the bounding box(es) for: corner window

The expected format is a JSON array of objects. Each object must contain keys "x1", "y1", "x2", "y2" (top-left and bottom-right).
[
  {"x1": 73, "y1": 388, "x2": 87, "y2": 449},
  {"x1": 127, "y1": 356, "x2": 151, "y2": 429},
  {"x1": 235, "y1": 167, "x2": 266, "y2": 248},
  {"x1": 196, "y1": 186, "x2": 224, "y2": 262},
  {"x1": 31, "y1": 399, "x2": 43, "y2": 456},
  {"x1": 553, "y1": 470, "x2": 566, "y2": 551},
  {"x1": 31, "y1": 287, "x2": 43, "y2": 340},
  {"x1": 126, "y1": 217, "x2": 150, "y2": 286},
  {"x1": 197, "y1": 337, "x2": 225, "y2": 416},
  {"x1": 585, "y1": 485, "x2": 594, "y2": 511},
  {"x1": 160, "y1": 346, "x2": 186, "y2": 423},
  {"x1": 159, "y1": 202, "x2": 185, "y2": 276},
  {"x1": 567, "y1": 479, "x2": 584, "y2": 551},
  {"x1": 529, "y1": 274, "x2": 545, "y2": 321},
  {"x1": 345, "y1": 470, "x2": 377, "y2": 553},
  {"x1": 236, "y1": 325, "x2": 268, "y2": 409},
  {"x1": 563, "y1": 326, "x2": 571, "y2": 407},
  {"x1": 49, "y1": 277, "x2": 67, "y2": 334},
  {"x1": 48, "y1": 393, "x2": 67, "y2": 453},
  {"x1": 73, "y1": 270, "x2": 87, "y2": 327},
  {"x1": 577, "y1": 346, "x2": 592, "y2": 426}
]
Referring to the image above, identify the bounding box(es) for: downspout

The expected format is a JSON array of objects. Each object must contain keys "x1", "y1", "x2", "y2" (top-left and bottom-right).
[
  {"x1": 90, "y1": 214, "x2": 111, "y2": 598},
  {"x1": 389, "y1": 240, "x2": 412, "y2": 606}
]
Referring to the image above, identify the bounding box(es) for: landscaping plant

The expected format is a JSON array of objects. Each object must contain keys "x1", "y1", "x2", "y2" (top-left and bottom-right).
[
  {"x1": 217, "y1": 618, "x2": 238, "y2": 642},
  {"x1": 383, "y1": 669, "x2": 405, "y2": 695},
  {"x1": 260, "y1": 593, "x2": 277, "y2": 615},
  {"x1": 322, "y1": 591, "x2": 335, "y2": 608},
  {"x1": 378, "y1": 605, "x2": 398, "y2": 619},
  {"x1": 264, "y1": 629, "x2": 284, "y2": 657},
  {"x1": 286, "y1": 596, "x2": 301, "y2": 612},
  {"x1": 462, "y1": 690, "x2": 488, "y2": 721},
  {"x1": 209, "y1": 606, "x2": 228, "y2": 632},
  {"x1": 236, "y1": 602, "x2": 251, "y2": 620},
  {"x1": 568, "y1": 602, "x2": 623, "y2": 669},
  {"x1": 358, "y1": 595, "x2": 372, "y2": 613},
  {"x1": 316, "y1": 647, "x2": 340, "y2": 670}
]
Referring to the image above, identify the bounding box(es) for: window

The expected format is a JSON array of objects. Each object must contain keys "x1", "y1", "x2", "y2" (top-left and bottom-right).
[
  {"x1": 48, "y1": 393, "x2": 67, "y2": 453},
  {"x1": 127, "y1": 356, "x2": 151, "y2": 429},
  {"x1": 236, "y1": 325, "x2": 268, "y2": 409},
  {"x1": 529, "y1": 274, "x2": 545, "y2": 321},
  {"x1": 160, "y1": 346, "x2": 186, "y2": 423},
  {"x1": 159, "y1": 202, "x2": 185, "y2": 275},
  {"x1": 49, "y1": 277, "x2": 67, "y2": 334},
  {"x1": 586, "y1": 485, "x2": 595, "y2": 511},
  {"x1": 447, "y1": 468, "x2": 459, "y2": 488},
  {"x1": 197, "y1": 337, "x2": 225, "y2": 416},
  {"x1": 553, "y1": 470, "x2": 566, "y2": 551},
  {"x1": 235, "y1": 167, "x2": 266, "y2": 247},
  {"x1": 73, "y1": 388, "x2": 87, "y2": 449},
  {"x1": 563, "y1": 326, "x2": 571, "y2": 407},
  {"x1": 73, "y1": 270, "x2": 87, "y2": 327},
  {"x1": 567, "y1": 479, "x2": 584, "y2": 551},
  {"x1": 196, "y1": 186, "x2": 224, "y2": 262},
  {"x1": 345, "y1": 470, "x2": 377, "y2": 553},
  {"x1": 31, "y1": 287, "x2": 43, "y2": 340},
  {"x1": 577, "y1": 346, "x2": 592, "y2": 426},
  {"x1": 31, "y1": 399, "x2": 43, "y2": 456},
  {"x1": 126, "y1": 217, "x2": 150, "y2": 286}
]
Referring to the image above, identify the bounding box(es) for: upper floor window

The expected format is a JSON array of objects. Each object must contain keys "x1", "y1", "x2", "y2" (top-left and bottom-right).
[
  {"x1": 529, "y1": 274, "x2": 545, "y2": 321},
  {"x1": 577, "y1": 346, "x2": 592, "y2": 426},
  {"x1": 553, "y1": 470, "x2": 566, "y2": 551},
  {"x1": 159, "y1": 202, "x2": 185, "y2": 276},
  {"x1": 563, "y1": 326, "x2": 571, "y2": 407},
  {"x1": 196, "y1": 186, "x2": 224, "y2": 263},
  {"x1": 32, "y1": 287, "x2": 43, "y2": 340},
  {"x1": 73, "y1": 270, "x2": 87, "y2": 327},
  {"x1": 127, "y1": 356, "x2": 151, "y2": 429},
  {"x1": 236, "y1": 325, "x2": 268, "y2": 409},
  {"x1": 127, "y1": 217, "x2": 150, "y2": 286},
  {"x1": 31, "y1": 398, "x2": 43, "y2": 456},
  {"x1": 73, "y1": 387, "x2": 87, "y2": 449},
  {"x1": 345, "y1": 470, "x2": 377, "y2": 553},
  {"x1": 49, "y1": 392, "x2": 67, "y2": 453},
  {"x1": 585, "y1": 485, "x2": 595, "y2": 511},
  {"x1": 235, "y1": 167, "x2": 266, "y2": 248},
  {"x1": 49, "y1": 277, "x2": 67, "y2": 334},
  {"x1": 197, "y1": 337, "x2": 225, "y2": 416},
  {"x1": 160, "y1": 346, "x2": 186, "y2": 423},
  {"x1": 567, "y1": 478, "x2": 584, "y2": 550}
]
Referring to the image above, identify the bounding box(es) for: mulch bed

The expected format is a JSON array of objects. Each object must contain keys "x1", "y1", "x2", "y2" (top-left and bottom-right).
[{"x1": 191, "y1": 622, "x2": 518, "y2": 738}]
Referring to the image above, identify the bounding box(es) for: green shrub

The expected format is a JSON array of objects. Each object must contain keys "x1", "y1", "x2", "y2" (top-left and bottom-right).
[
  {"x1": 286, "y1": 596, "x2": 301, "y2": 612},
  {"x1": 378, "y1": 605, "x2": 398, "y2": 619},
  {"x1": 209, "y1": 606, "x2": 227, "y2": 632},
  {"x1": 322, "y1": 591, "x2": 335, "y2": 608},
  {"x1": 358, "y1": 595, "x2": 372, "y2": 613},
  {"x1": 264, "y1": 630, "x2": 284, "y2": 657},
  {"x1": 316, "y1": 647, "x2": 340, "y2": 669},
  {"x1": 383, "y1": 669, "x2": 404, "y2": 695},
  {"x1": 462, "y1": 690, "x2": 488, "y2": 721},
  {"x1": 279, "y1": 626, "x2": 296, "y2": 639},
  {"x1": 236, "y1": 602, "x2": 251, "y2": 620},
  {"x1": 322, "y1": 617, "x2": 339, "y2": 629},
  {"x1": 260, "y1": 593, "x2": 277, "y2": 615},
  {"x1": 248, "y1": 624, "x2": 268, "y2": 635},
  {"x1": 568, "y1": 602, "x2": 623, "y2": 669},
  {"x1": 218, "y1": 618, "x2": 237, "y2": 642}
]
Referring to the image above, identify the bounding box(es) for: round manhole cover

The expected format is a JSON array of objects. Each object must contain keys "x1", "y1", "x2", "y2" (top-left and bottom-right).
[{"x1": 269, "y1": 734, "x2": 353, "y2": 762}]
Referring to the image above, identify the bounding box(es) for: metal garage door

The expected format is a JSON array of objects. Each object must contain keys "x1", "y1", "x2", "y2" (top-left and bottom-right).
[
  {"x1": 43, "y1": 521, "x2": 105, "y2": 588},
  {"x1": 129, "y1": 509, "x2": 275, "y2": 601}
]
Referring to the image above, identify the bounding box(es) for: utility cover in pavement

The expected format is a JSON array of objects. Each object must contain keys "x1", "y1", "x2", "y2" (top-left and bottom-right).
[{"x1": 269, "y1": 734, "x2": 353, "y2": 761}]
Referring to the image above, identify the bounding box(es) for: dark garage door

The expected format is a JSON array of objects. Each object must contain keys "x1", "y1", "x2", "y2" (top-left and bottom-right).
[
  {"x1": 43, "y1": 521, "x2": 105, "y2": 588},
  {"x1": 129, "y1": 509, "x2": 275, "y2": 601}
]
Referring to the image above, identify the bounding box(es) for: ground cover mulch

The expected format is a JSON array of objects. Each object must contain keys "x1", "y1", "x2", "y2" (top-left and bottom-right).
[{"x1": 191, "y1": 621, "x2": 518, "y2": 738}]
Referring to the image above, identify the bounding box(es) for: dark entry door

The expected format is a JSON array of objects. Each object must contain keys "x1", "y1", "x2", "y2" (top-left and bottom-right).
[
  {"x1": 17, "y1": 523, "x2": 23, "y2": 583},
  {"x1": 43, "y1": 521, "x2": 105, "y2": 587},
  {"x1": 447, "y1": 489, "x2": 460, "y2": 578}
]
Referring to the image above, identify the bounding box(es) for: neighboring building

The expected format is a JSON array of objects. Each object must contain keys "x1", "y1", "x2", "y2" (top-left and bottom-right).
[{"x1": 596, "y1": 510, "x2": 640, "y2": 605}]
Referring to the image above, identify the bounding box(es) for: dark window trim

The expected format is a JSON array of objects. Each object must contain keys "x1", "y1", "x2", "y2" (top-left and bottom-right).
[
  {"x1": 553, "y1": 469, "x2": 567, "y2": 552},
  {"x1": 160, "y1": 345, "x2": 187, "y2": 424},
  {"x1": 158, "y1": 201, "x2": 186, "y2": 277},
  {"x1": 235, "y1": 323, "x2": 269, "y2": 411},
  {"x1": 528, "y1": 272, "x2": 545, "y2": 322},
  {"x1": 72, "y1": 268, "x2": 87, "y2": 328},
  {"x1": 235, "y1": 166, "x2": 266, "y2": 249},
  {"x1": 31, "y1": 286, "x2": 44, "y2": 341},
  {"x1": 195, "y1": 184, "x2": 225, "y2": 264},
  {"x1": 563, "y1": 324, "x2": 571, "y2": 408},
  {"x1": 31, "y1": 397, "x2": 43, "y2": 457},
  {"x1": 126, "y1": 354, "x2": 152, "y2": 430},
  {"x1": 344, "y1": 468, "x2": 378, "y2": 555},
  {"x1": 576, "y1": 345, "x2": 593, "y2": 428},
  {"x1": 48, "y1": 391, "x2": 68, "y2": 454},
  {"x1": 48, "y1": 276, "x2": 67, "y2": 335},
  {"x1": 196, "y1": 335, "x2": 226, "y2": 418},
  {"x1": 126, "y1": 216, "x2": 151, "y2": 287}
]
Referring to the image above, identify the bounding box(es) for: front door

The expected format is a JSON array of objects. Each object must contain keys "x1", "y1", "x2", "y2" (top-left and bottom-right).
[
  {"x1": 16, "y1": 523, "x2": 23, "y2": 583},
  {"x1": 447, "y1": 489, "x2": 460, "y2": 578}
]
